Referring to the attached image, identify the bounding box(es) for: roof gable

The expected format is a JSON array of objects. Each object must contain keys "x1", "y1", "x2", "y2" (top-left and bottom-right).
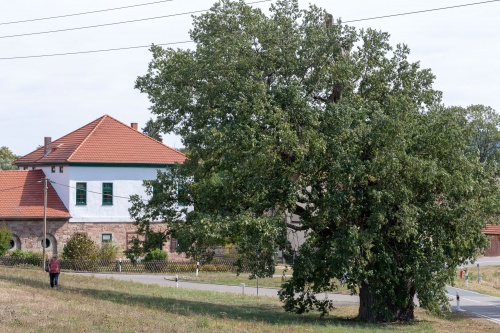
[
  {"x1": 15, "y1": 115, "x2": 186, "y2": 165},
  {"x1": 0, "y1": 170, "x2": 70, "y2": 218}
]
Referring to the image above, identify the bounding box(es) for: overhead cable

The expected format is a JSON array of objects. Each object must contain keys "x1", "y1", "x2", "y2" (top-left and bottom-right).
[
  {"x1": 0, "y1": 41, "x2": 193, "y2": 60},
  {"x1": 0, "y1": 0, "x2": 272, "y2": 40},
  {"x1": 344, "y1": 0, "x2": 500, "y2": 23},
  {"x1": 0, "y1": 0, "x2": 498, "y2": 60},
  {"x1": 0, "y1": 0, "x2": 174, "y2": 26}
]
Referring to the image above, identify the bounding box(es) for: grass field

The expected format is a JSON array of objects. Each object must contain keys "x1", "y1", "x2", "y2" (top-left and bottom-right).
[
  {"x1": 173, "y1": 272, "x2": 354, "y2": 294},
  {"x1": 453, "y1": 265, "x2": 500, "y2": 298},
  {"x1": 1, "y1": 267, "x2": 499, "y2": 332}
]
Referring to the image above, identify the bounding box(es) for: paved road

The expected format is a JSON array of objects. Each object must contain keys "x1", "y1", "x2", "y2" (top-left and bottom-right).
[
  {"x1": 75, "y1": 272, "x2": 500, "y2": 325},
  {"x1": 446, "y1": 286, "x2": 500, "y2": 325},
  {"x1": 464, "y1": 256, "x2": 500, "y2": 267},
  {"x1": 75, "y1": 272, "x2": 359, "y2": 306}
]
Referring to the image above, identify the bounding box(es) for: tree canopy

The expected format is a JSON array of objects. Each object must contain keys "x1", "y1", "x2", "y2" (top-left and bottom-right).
[
  {"x1": 0, "y1": 146, "x2": 18, "y2": 170},
  {"x1": 463, "y1": 104, "x2": 500, "y2": 166},
  {"x1": 133, "y1": 0, "x2": 500, "y2": 322},
  {"x1": 142, "y1": 118, "x2": 163, "y2": 142}
]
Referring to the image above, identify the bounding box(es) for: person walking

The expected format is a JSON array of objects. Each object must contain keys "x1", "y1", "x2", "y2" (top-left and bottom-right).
[{"x1": 48, "y1": 254, "x2": 61, "y2": 288}]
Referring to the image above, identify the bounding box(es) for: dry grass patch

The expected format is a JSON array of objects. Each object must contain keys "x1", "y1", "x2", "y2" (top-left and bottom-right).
[
  {"x1": 454, "y1": 265, "x2": 500, "y2": 297},
  {"x1": 0, "y1": 267, "x2": 498, "y2": 333},
  {"x1": 174, "y1": 269, "x2": 350, "y2": 294}
]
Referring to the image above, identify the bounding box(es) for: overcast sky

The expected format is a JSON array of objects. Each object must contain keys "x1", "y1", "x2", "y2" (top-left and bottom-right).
[{"x1": 1, "y1": 0, "x2": 499, "y2": 156}]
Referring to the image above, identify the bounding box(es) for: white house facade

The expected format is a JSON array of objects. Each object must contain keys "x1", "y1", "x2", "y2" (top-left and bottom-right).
[{"x1": 1, "y1": 115, "x2": 187, "y2": 257}]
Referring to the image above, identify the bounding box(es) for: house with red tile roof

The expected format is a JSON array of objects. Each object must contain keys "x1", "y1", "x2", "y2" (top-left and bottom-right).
[
  {"x1": 483, "y1": 225, "x2": 500, "y2": 256},
  {"x1": 1, "y1": 115, "x2": 186, "y2": 257},
  {"x1": 0, "y1": 170, "x2": 70, "y2": 252}
]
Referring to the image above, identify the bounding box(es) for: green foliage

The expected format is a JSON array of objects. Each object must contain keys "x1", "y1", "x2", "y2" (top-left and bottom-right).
[
  {"x1": 144, "y1": 249, "x2": 168, "y2": 262},
  {"x1": 62, "y1": 233, "x2": 97, "y2": 260},
  {"x1": 143, "y1": 249, "x2": 168, "y2": 272},
  {"x1": 133, "y1": 0, "x2": 500, "y2": 322},
  {"x1": 142, "y1": 118, "x2": 163, "y2": 142},
  {"x1": 97, "y1": 242, "x2": 118, "y2": 261},
  {"x1": 0, "y1": 146, "x2": 18, "y2": 170},
  {"x1": 0, "y1": 228, "x2": 12, "y2": 256},
  {"x1": 123, "y1": 207, "x2": 170, "y2": 263},
  {"x1": 9, "y1": 249, "x2": 43, "y2": 260},
  {"x1": 463, "y1": 104, "x2": 500, "y2": 167},
  {"x1": 124, "y1": 237, "x2": 142, "y2": 263}
]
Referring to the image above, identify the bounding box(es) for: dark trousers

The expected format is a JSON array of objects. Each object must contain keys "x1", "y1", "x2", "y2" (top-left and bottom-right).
[{"x1": 49, "y1": 273, "x2": 59, "y2": 287}]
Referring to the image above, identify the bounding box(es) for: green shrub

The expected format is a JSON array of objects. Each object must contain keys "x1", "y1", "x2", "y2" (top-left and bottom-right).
[
  {"x1": 0, "y1": 228, "x2": 12, "y2": 256},
  {"x1": 9, "y1": 249, "x2": 24, "y2": 257},
  {"x1": 97, "y1": 242, "x2": 118, "y2": 261},
  {"x1": 144, "y1": 249, "x2": 168, "y2": 262},
  {"x1": 62, "y1": 233, "x2": 97, "y2": 260},
  {"x1": 9, "y1": 250, "x2": 43, "y2": 260},
  {"x1": 167, "y1": 263, "x2": 196, "y2": 273},
  {"x1": 202, "y1": 264, "x2": 218, "y2": 272},
  {"x1": 143, "y1": 249, "x2": 168, "y2": 272}
]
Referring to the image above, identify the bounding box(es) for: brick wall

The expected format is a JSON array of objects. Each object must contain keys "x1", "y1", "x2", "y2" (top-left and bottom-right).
[{"x1": 4, "y1": 220, "x2": 185, "y2": 260}]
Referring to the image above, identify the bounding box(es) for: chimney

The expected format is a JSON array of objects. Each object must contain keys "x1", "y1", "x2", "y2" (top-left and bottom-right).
[
  {"x1": 44, "y1": 137, "x2": 51, "y2": 155},
  {"x1": 131, "y1": 123, "x2": 138, "y2": 131}
]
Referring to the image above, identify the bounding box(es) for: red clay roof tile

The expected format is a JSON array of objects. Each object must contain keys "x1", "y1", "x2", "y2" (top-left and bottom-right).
[
  {"x1": 483, "y1": 224, "x2": 500, "y2": 235},
  {"x1": 14, "y1": 115, "x2": 186, "y2": 165},
  {"x1": 0, "y1": 170, "x2": 70, "y2": 218}
]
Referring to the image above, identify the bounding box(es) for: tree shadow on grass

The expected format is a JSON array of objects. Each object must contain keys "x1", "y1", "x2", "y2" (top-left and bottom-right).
[{"x1": 1, "y1": 270, "x2": 428, "y2": 331}]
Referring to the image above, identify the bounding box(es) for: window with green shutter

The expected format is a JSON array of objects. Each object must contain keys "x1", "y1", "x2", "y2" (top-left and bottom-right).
[
  {"x1": 76, "y1": 183, "x2": 87, "y2": 205},
  {"x1": 102, "y1": 183, "x2": 113, "y2": 205}
]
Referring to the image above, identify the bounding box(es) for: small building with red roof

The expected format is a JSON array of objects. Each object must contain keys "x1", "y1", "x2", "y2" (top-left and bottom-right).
[
  {"x1": 1, "y1": 115, "x2": 186, "y2": 257},
  {"x1": 0, "y1": 170, "x2": 70, "y2": 252},
  {"x1": 483, "y1": 225, "x2": 500, "y2": 256}
]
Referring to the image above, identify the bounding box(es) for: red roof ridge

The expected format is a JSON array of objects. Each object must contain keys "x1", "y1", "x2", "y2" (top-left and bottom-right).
[
  {"x1": 80, "y1": 114, "x2": 187, "y2": 160},
  {"x1": 13, "y1": 115, "x2": 104, "y2": 164},
  {"x1": 128, "y1": 119, "x2": 187, "y2": 160},
  {"x1": 14, "y1": 114, "x2": 187, "y2": 165},
  {"x1": 66, "y1": 114, "x2": 108, "y2": 162}
]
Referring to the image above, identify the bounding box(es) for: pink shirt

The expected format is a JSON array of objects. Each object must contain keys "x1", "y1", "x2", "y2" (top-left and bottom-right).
[{"x1": 48, "y1": 259, "x2": 61, "y2": 273}]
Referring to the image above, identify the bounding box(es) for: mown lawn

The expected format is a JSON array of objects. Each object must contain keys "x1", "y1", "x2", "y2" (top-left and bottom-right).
[
  {"x1": 172, "y1": 272, "x2": 354, "y2": 294},
  {"x1": 453, "y1": 265, "x2": 500, "y2": 298},
  {"x1": 0, "y1": 266, "x2": 498, "y2": 333}
]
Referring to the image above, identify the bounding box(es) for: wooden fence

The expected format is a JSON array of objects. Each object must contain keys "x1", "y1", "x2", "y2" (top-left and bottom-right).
[{"x1": 0, "y1": 257, "x2": 251, "y2": 274}]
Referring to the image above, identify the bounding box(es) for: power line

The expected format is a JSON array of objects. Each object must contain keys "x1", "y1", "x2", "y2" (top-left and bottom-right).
[
  {"x1": 0, "y1": 41, "x2": 193, "y2": 60},
  {"x1": 0, "y1": 0, "x2": 497, "y2": 60},
  {"x1": 0, "y1": 0, "x2": 174, "y2": 26},
  {"x1": 343, "y1": 0, "x2": 500, "y2": 23},
  {"x1": 0, "y1": 0, "x2": 273, "y2": 40},
  {"x1": 0, "y1": 185, "x2": 27, "y2": 193},
  {"x1": 0, "y1": 179, "x2": 157, "y2": 203},
  {"x1": 51, "y1": 181, "x2": 133, "y2": 200},
  {"x1": 0, "y1": 11, "x2": 205, "y2": 40},
  {"x1": 50, "y1": 181, "x2": 177, "y2": 204}
]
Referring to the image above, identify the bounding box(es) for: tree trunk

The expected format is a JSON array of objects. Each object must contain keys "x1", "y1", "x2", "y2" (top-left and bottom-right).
[{"x1": 358, "y1": 280, "x2": 415, "y2": 322}]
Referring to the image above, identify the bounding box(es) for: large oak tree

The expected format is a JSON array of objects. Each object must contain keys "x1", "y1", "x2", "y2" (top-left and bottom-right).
[{"x1": 132, "y1": 0, "x2": 500, "y2": 322}]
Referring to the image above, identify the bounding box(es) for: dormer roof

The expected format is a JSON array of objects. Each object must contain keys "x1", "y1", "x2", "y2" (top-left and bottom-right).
[{"x1": 14, "y1": 115, "x2": 186, "y2": 166}]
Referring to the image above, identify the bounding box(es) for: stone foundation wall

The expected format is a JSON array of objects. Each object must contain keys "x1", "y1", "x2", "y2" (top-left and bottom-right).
[{"x1": 3, "y1": 220, "x2": 185, "y2": 260}]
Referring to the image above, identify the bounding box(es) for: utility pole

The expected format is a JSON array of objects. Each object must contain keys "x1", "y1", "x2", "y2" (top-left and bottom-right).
[{"x1": 42, "y1": 177, "x2": 48, "y2": 271}]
